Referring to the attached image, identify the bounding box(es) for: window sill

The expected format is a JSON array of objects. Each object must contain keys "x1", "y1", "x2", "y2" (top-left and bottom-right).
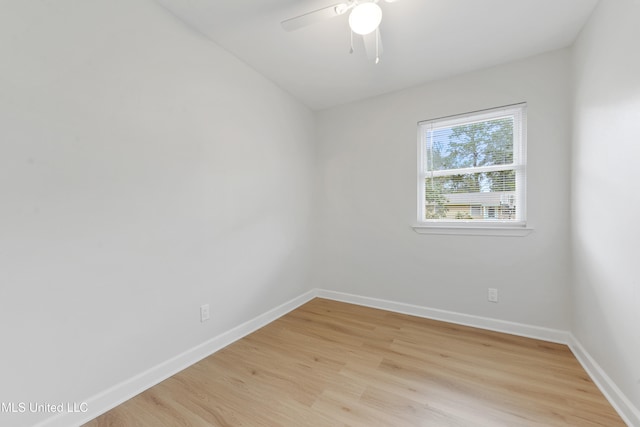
[{"x1": 412, "y1": 223, "x2": 533, "y2": 237}]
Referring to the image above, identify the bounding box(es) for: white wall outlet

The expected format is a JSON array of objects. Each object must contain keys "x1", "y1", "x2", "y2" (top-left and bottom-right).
[
  {"x1": 200, "y1": 304, "x2": 210, "y2": 322},
  {"x1": 488, "y1": 288, "x2": 499, "y2": 303}
]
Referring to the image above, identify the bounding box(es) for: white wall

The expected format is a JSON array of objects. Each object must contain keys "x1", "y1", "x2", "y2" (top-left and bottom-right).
[
  {"x1": 3, "y1": 0, "x2": 638, "y2": 425},
  {"x1": 0, "y1": 1, "x2": 314, "y2": 426},
  {"x1": 572, "y1": 0, "x2": 640, "y2": 419},
  {"x1": 314, "y1": 49, "x2": 572, "y2": 330}
]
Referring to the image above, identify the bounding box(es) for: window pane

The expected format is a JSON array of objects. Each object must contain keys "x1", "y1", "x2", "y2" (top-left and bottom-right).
[
  {"x1": 426, "y1": 117, "x2": 514, "y2": 172},
  {"x1": 419, "y1": 103, "x2": 526, "y2": 225},
  {"x1": 424, "y1": 171, "x2": 517, "y2": 220}
]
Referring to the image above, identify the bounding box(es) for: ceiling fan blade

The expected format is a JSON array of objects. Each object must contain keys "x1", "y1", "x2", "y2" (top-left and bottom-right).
[
  {"x1": 281, "y1": 3, "x2": 348, "y2": 32},
  {"x1": 362, "y1": 28, "x2": 384, "y2": 63}
]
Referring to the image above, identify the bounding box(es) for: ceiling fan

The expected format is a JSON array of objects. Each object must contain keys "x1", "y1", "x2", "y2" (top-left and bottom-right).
[{"x1": 281, "y1": 0, "x2": 399, "y2": 64}]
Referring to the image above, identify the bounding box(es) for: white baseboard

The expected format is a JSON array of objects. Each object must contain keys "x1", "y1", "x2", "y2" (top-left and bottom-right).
[
  {"x1": 315, "y1": 289, "x2": 570, "y2": 344},
  {"x1": 315, "y1": 290, "x2": 638, "y2": 426},
  {"x1": 36, "y1": 289, "x2": 317, "y2": 427},
  {"x1": 568, "y1": 334, "x2": 640, "y2": 427},
  {"x1": 36, "y1": 288, "x2": 637, "y2": 427},
  {"x1": 316, "y1": 289, "x2": 638, "y2": 426}
]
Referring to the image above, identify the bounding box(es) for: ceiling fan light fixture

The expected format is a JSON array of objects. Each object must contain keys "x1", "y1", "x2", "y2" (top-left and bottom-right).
[{"x1": 348, "y1": 3, "x2": 382, "y2": 35}]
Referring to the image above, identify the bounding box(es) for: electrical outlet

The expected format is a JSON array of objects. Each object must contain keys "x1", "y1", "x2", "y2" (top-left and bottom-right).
[
  {"x1": 488, "y1": 288, "x2": 498, "y2": 303},
  {"x1": 200, "y1": 304, "x2": 210, "y2": 322}
]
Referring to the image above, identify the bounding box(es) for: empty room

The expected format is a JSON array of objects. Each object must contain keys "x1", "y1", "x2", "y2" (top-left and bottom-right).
[{"x1": 1, "y1": 0, "x2": 638, "y2": 426}]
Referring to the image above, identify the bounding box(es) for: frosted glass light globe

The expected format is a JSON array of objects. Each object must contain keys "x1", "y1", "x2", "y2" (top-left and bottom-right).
[{"x1": 348, "y1": 3, "x2": 382, "y2": 35}]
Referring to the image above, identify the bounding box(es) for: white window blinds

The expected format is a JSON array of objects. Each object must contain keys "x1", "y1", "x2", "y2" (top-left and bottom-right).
[{"x1": 418, "y1": 103, "x2": 527, "y2": 225}]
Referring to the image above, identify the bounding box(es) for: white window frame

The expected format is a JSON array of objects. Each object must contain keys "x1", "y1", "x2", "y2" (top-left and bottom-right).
[{"x1": 413, "y1": 103, "x2": 532, "y2": 236}]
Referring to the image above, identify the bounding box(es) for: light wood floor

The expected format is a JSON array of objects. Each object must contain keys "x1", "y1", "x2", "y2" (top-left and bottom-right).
[{"x1": 84, "y1": 298, "x2": 624, "y2": 426}]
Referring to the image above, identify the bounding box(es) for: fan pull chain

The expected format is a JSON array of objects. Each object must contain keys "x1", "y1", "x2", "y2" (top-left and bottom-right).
[
  {"x1": 349, "y1": 29, "x2": 354, "y2": 54},
  {"x1": 375, "y1": 27, "x2": 380, "y2": 64}
]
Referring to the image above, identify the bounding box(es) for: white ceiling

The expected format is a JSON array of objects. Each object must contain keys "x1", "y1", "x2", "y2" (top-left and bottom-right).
[{"x1": 156, "y1": 0, "x2": 598, "y2": 110}]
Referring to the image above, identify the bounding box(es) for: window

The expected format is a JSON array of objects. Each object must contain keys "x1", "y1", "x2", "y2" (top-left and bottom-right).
[{"x1": 416, "y1": 103, "x2": 527, "y2": 233}]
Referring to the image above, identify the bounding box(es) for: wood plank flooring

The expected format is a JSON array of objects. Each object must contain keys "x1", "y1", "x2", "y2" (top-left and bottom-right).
[{"x1": 83, "y1": 298, "x2": 625, "y2": 426}]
